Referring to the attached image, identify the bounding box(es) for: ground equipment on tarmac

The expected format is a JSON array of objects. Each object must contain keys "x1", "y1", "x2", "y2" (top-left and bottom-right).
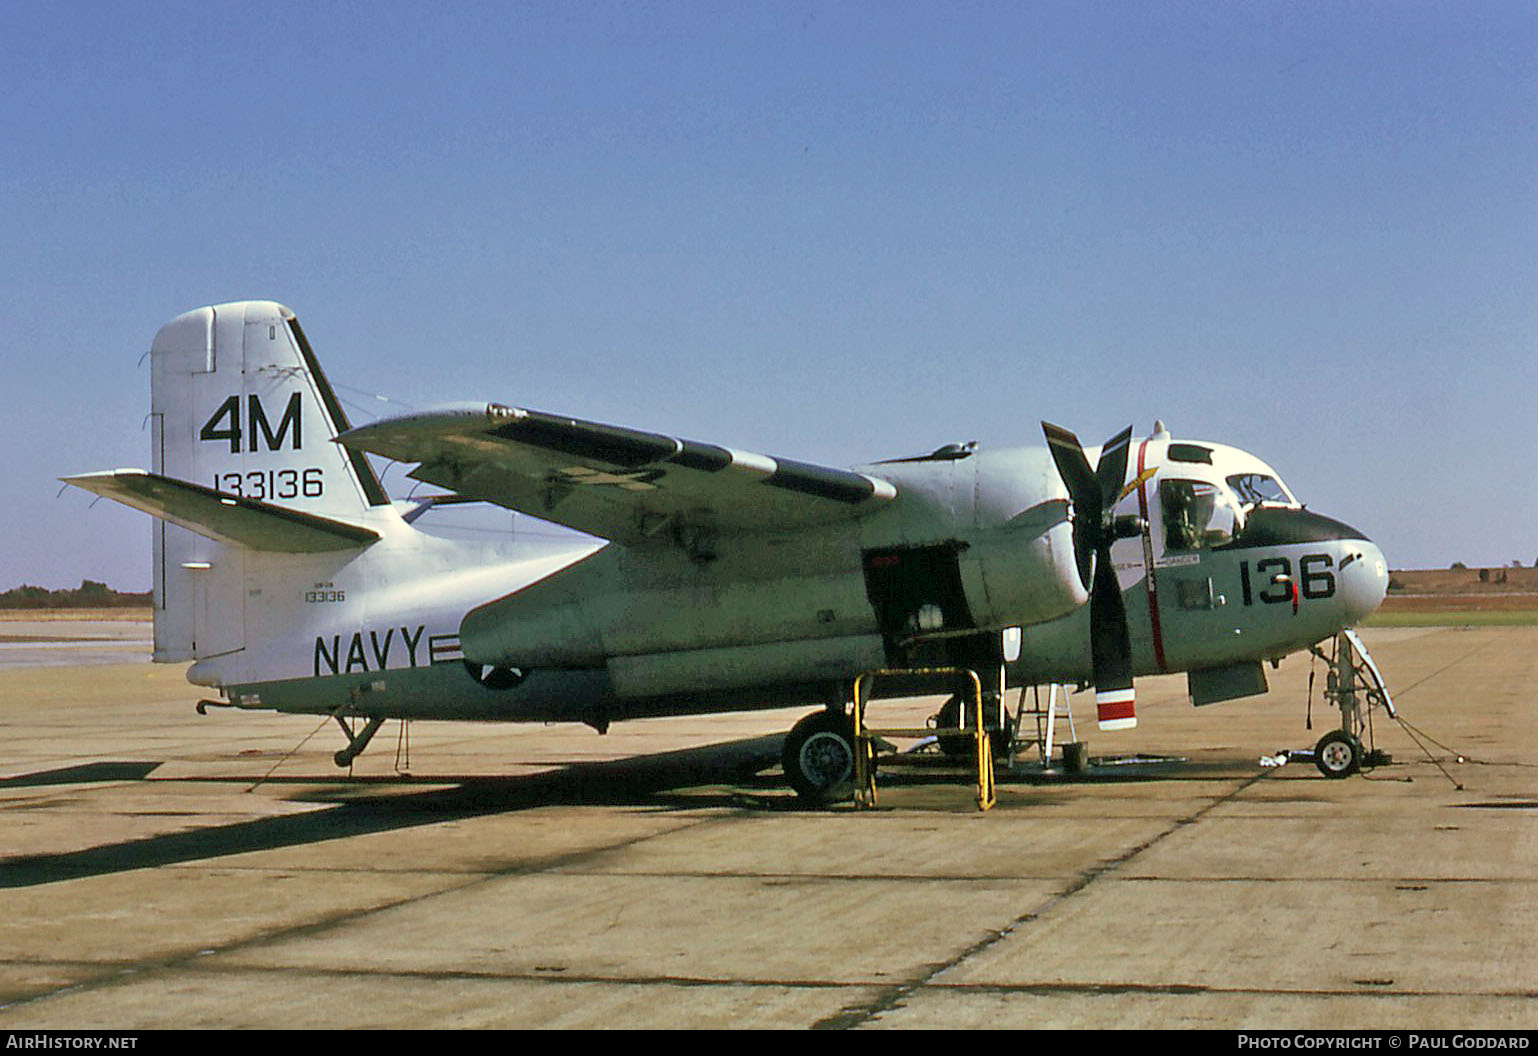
[{"x1": 853, "y1": 668, "x2": 995, "y2": 811}]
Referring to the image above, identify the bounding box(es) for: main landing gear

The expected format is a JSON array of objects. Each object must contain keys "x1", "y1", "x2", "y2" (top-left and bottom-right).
[
  {"x1": 931, "y1": 693, "x2": 1014, "y2": 759},
  {"x1": 781, "y1": 668, "x2": 998, "y2": 809},
  {"x1": 782, "y1": 708, "x2": 865, "y2": 804}
]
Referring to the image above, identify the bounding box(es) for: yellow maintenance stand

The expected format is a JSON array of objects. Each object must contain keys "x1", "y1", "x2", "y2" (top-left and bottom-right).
[{"x1": 852, "y1": 667, "x2": 996, "y2": 812}]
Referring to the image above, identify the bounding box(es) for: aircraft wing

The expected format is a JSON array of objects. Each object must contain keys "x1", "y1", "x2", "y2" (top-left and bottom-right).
[{"x1": 337, "y1": 404, "x2": 897, "y2": 543}]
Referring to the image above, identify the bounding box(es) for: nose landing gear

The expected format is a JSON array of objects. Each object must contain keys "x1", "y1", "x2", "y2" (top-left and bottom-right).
[
  {"x1": 1293, "y1": 629, "x2": 1396, "y2": 779},
  {"x1": 1263, "y1": 630, "x2": 1394, "y2": 778}
]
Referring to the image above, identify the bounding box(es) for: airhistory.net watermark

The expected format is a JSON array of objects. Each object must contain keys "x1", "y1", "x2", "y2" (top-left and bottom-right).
[{"x1": 5, "y1": 1038, "x2": 137, "y2": 1050}]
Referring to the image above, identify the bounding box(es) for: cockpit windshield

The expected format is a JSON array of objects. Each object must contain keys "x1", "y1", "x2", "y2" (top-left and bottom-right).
[
  {"x1": 1226, "y1": 473, "x2": 1294, "y2": 510},
  {"x1": 1160, "y1": 479, "x2": 1240, "y2": 551}
]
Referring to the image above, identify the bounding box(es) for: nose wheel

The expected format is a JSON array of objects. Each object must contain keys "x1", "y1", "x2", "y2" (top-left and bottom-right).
[{"x1": 1312, "y1": 729, "x2": 1362, "y2": 779}]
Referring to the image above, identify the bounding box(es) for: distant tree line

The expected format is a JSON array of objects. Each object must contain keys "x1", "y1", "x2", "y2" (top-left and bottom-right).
[{"x1": 0, "y1": 580, "x2": 151, "y2": 609}]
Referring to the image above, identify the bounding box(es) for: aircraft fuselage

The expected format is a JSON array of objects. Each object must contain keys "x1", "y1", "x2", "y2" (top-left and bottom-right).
[{"x1": 203, "y1": 439, "x2": 1385, "y2": 724}]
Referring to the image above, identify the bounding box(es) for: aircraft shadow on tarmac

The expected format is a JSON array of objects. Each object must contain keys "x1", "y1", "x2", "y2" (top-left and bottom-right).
[
  {"x1": 0, "y1": 740, "x2": 1262, "y2": 889},
  {"x1": 0, "y1": 736, "x2": 786, "y2": 888},
  {"x1": 0, "y1": 761, "x2": 163, "y2": 787}
]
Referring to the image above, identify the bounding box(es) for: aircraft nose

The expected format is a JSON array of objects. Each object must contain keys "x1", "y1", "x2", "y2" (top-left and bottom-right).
[
  {"x1": 1237, "y1": 507, "x2": 1387, "y2": 625},
  {"x1": 1339, "y1": 538, "x2": 1389, "y2": 625}
]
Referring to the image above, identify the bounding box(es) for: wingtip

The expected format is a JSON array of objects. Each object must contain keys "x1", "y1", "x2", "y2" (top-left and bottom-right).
[
  {"x1": 60, "y1": 468, "x2": 150, "y2": 487},
  {"x1": 335, "y1": 402, "x2": 503, "y2": 450}
]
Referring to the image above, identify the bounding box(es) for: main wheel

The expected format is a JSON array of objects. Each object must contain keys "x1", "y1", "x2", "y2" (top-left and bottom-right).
[
  {"x1": 1314, "y1": 729, "x2": 1362, "y2": 779},
  {"x1": 933, "y1": 695, "x2": 1013, "y2": 759},
  {"x1": 782, "y1": 710, "x2": 864, "y2": 804}
]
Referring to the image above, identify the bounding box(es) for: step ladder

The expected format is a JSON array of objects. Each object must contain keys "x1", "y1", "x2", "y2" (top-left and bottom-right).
[{"x1": 1009, "y1": 684, "x2": 1080, "y2": 769}]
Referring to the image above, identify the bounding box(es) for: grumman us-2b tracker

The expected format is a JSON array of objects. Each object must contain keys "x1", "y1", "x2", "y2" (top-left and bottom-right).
[{"x1": 66, "y1": 301, "x2": 1393, "y2": 803}]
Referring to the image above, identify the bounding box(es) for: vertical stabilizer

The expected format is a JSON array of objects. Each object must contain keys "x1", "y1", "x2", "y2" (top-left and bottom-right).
[{"x1": 150, "y1": 301, "x2": 389, "y2": 661}]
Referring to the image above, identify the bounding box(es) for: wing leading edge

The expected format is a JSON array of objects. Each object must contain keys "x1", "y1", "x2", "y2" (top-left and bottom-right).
[
  {"x1": 63, "y1": 470, "x2": 380, "y2": 553},
  {"x1": 338, "y1": 404, "x2": 897, "y2": 543}
]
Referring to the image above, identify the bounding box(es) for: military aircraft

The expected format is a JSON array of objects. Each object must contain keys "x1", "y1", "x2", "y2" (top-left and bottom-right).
[{"x1": 66, "y1": 301, "x2": 1390, "y2": 801}]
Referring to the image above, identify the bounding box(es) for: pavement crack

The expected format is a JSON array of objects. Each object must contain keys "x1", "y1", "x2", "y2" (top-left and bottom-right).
[
  {"x1": 812, "y1": 771, "x2": 1271, "y2": 1030},
  {"x1": 0, "y1": 810, "x2": 734, "y2": 1015}
]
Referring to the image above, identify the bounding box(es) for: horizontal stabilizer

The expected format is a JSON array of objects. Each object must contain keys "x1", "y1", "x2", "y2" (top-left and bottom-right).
[{"x1": 63, "y1": 470, "x2": 380, "y2": 553}]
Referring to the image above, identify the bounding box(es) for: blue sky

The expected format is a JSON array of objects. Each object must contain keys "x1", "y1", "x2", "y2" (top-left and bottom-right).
[{"x1": 5, "y1": 1, "x2": 1535, "y2": 588}]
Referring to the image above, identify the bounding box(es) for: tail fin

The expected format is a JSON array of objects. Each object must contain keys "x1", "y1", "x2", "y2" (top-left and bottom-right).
[
  {"x1": 142, "y1": 301, "x2": 390, "y2": 662},
  {"x1": 152, "y1": 300, "x2": 389, "y2": 516}
]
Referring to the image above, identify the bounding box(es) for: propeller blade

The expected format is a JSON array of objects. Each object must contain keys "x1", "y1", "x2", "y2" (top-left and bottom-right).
[
  {"x1": 1095, "y1": 426, "x2": 1133, "y2": 511},
  {"x1": 1042, "y1": 422, "x2": 1099, "y2": 591},
  {"x1": 1090, "y1": 544, "x2": 1136, "y2": 730},
  {"x1": 1041, "y1": 421, "x2": 1139, "y2": 730},
  {"x1": 1117, "y1": 465, "x2": 1158, "y2": 504}
]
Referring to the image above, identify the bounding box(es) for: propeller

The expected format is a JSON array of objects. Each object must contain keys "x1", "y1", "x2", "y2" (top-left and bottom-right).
[{"x1": 1043, "y1": 422, "x2": 1143, "y2": 730}]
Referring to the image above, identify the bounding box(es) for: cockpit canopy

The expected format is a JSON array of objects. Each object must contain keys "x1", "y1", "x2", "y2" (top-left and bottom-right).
[
  {"x1": 1226, "y1": 472, "x2": 1295, "y2": 509},
  {"x1": 1150, "y1": 442, "x2": 1299, "y2": 552}
]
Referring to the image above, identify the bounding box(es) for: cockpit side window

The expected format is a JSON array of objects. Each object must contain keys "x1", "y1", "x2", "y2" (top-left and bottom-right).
[
  {"x1": 1160, "y1": 478, "x2": 1239, "y2": 551},
  {"x1": 1226, "y1": 473, "x2": 1292, "y2": 509}
]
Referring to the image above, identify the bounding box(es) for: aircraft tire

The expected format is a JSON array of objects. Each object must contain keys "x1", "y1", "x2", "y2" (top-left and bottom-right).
[
  {"x1": 782, "y1": 710, "x2": 864, "y2": 804},
  {"x1": 934, "y1": 696, "x2": 1014, "y2": 759},
  {"x1": 1313, "y1": 730, "x2": 1362, "y2": 779}
]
